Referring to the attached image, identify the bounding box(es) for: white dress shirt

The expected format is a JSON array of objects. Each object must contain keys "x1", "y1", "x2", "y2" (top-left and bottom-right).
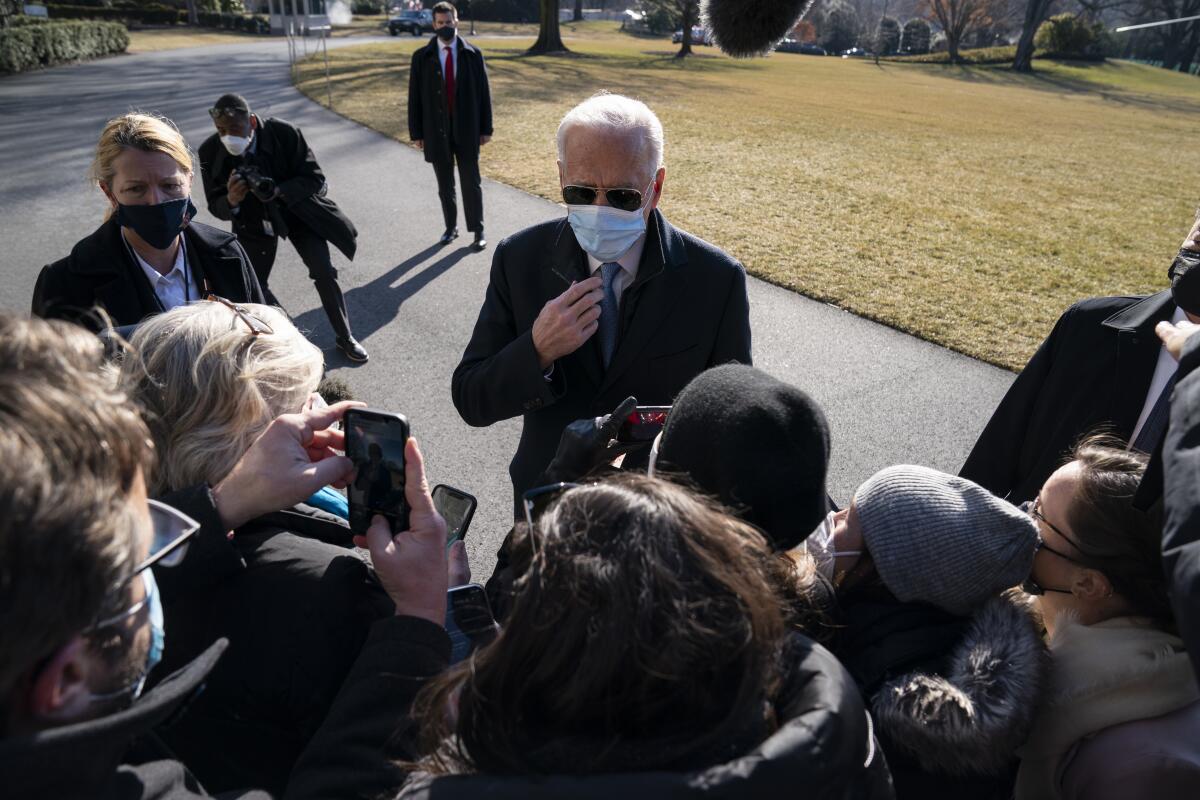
[
  {"x1": 128, "y1": 234, "x2": 198, "y2": 311},
  {"x1": 1130, "y1": 304, "x2": 1188, "y2": 445},
  {"x1": 586, "y1": 233, "x2": 646, "y2": 303}
]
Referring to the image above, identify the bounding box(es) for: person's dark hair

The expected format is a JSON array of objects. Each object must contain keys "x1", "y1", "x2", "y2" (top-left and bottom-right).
[
  {"x1": 0, "y1": 314, "x2": 154, "y2": 717},
  {"x1": 411, "y1": 474, "x2": 786, "y2": 775},
  {"x1": 432, "y1": 1, "x2": 456, "y2": 18},
  {"x1": 1064, "y1": 434, "x2": 1173, "y2": 630}
]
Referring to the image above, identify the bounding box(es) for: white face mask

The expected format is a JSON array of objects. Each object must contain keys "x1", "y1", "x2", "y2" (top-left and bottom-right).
[
  {"x1": 565, "y1": 178, "x2": 655, "y2": 262},
  {"x1": 221, "y1": 131, "x2": 252, "y2": 156},
  {"x1": 806, "y1": 510, "x2": 862, "y2": 583}
]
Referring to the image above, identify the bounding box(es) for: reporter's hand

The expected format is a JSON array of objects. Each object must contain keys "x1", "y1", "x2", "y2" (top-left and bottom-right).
[
  {"x1": 354, "y1": 438, "x2": 449, "y2": 624},
  {"x1": 1182, "y1": 214, "x2": 1200, "y2": 253},
  {"x1": 212, "y1": 400, "x2": 363, "y2": 530},
  {"x1": 227, "y1": 173, "x2": 250, "y2": 208},
  {"x1": 1157, "y1": 319, "x2": 1200, "y2": 361},
  {"x1": 543, "y1": 396, "x2": 640, "y2": 483},
  {"x1": 414, "y1": 139, "x2": 424, "y2": 151},
  {"x1": 531, "y1": 276, "x2": 604, "y2": 370}
]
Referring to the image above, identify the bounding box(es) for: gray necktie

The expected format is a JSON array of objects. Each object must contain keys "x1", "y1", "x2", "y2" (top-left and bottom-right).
[
  {"x1": 1132, "y1": 370, "x2": 1178, "y2": 453},
  {"x1": 598, "y1": 261, "x2": 621, "y2": 368}
]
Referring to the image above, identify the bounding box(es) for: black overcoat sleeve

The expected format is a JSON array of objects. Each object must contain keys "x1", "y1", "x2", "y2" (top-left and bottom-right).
[
  {"x1": 708, "y1": 260, "x2": 752, "y2": 367},
  {"x1": 959, "y1": 305, "x2": 1073, "y2": 498},
  {"x1": 451, "y1": 243, "x2": 564, "y2": 427},
  {"x1": 1162, "y1": 333, "x2": 1200, "y2": 684},
  {"x1": 282, "y1": 615, "x2": 451, "y2": 800},
  {"x1": 408, "y1": 50, "x2": 424, "y2": 142},
  {"x1": 477, "y1": 49, "x2": 493, "y2": 137},
  {"x1": 277, "y1": 124, "x2": 327, "y2": 204}
]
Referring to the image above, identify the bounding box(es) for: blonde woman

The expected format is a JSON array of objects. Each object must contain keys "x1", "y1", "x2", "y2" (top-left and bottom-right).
[
  {"x1": 33, "y1": 112, "x2": 263, "y2": 332},
  {"x1": 118, "y1": 300, "x2": 400, "y2": 794}
]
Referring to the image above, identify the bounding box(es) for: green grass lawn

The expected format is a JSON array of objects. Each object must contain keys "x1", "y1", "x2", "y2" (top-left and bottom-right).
[{"x1": 295, "y1": 24, "x2": 1200, "y2": 370}]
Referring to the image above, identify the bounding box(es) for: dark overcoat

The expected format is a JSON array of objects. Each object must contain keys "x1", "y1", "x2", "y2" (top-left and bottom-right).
[
  {"x1": 198, "y1": 116, "x2": 358, "y2": 260},
  {"x1": 32, "y1": 217, "x2": 263, "y2": 331},
  {"x1": 407, "y1": 35, "x2": 493, "y2": 164},
  {"x1": 451, "y1": 209, "x2": 752, "y2": 513},
  {"x1": 960, "y1": 290, "x2": 1176, "y2": 504}
]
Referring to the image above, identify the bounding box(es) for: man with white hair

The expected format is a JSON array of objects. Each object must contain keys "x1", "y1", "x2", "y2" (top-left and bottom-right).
[{"x1": 452, "y1": 93, "x2": 752, "y2": 513}]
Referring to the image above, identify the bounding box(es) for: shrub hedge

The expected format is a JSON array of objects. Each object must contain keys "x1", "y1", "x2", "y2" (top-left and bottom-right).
[
  {"x1": 0, "y1": 20, "x2": 128, "y2": 73},
  {"x1": 46, "y1": 3, "x2": 183, "y2": 23}
]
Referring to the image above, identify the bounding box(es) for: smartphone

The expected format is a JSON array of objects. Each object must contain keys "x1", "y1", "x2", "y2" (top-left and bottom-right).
[
  {"x1": 617, "y1": 405, "x2": 671, "y2": 443},
  {"x1": 344, "y1": 409, "x2": 410, "y2": 535},
  {"x1": 433, "y1": 484, "x2": 477, "y2": 546},
  {"x1": 445, "y1": 583, "x2": 498, "y2": 664}
]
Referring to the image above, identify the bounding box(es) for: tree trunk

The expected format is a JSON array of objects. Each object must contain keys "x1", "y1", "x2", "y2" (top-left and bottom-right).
[
  {"x1": 186, "y1": 0, "x2": 199, "y2": 25},
  {"x1": 573, "y1": 0, "x2": 582, "y2": 22},
  {"x1": 528, "y1": 0, "x2": 568, "y2": 53},
  {"x1": 1176, "y1": 20, "x2": 1200, "y2": 72},
  {"x1": 1012, "y1": 0, "x2": 1051, "y2": 72},
  {"x1": 676, "y1": 0, "x2": 693, "y2": 57},
  {"x1": 947, "y1": 32, "x2": 960, "y2": 62}
]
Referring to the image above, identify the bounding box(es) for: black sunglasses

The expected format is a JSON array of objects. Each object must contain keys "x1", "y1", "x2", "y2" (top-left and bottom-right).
[
  {"x1": 521, "y1": 482, "x2": 581, "y2": 530},
  {"x1": 208, "y1": 107, "x2": 248, "y2": 120},
  {"x1": 562, "y1": 184, "x2": 650, "y2": 213}
]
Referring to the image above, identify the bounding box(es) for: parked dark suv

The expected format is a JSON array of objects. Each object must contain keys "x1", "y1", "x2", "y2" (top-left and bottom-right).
[{"x1": 388, "y1": 9, "x2": 433, "y2": 36}]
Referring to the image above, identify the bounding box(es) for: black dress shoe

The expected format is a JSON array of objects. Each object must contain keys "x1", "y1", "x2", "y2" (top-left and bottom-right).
[
  {"x1": 472, "y1": 230, "x2": 488, "y2": 251},
  {"x1": 336, "y1": 336, "x2": 369, "y2": 363},
  {"x1": 439, "y1": 228, "x2": 459, "y2": 245}
]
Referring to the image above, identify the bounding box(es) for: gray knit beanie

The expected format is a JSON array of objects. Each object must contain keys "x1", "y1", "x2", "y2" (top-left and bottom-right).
[{"x1": 852, "y1": 465, "x2": 1038, "y2": 616}]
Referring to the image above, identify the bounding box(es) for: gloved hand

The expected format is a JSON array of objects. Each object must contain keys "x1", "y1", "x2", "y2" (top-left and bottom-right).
[{"x1": 541, "y1": 396, "x2": 641, "y2": 484}]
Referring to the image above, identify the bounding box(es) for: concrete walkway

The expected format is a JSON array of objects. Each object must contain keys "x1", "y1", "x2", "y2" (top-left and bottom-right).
[{"x1": 0, "y1": 38, "x2": 1016, "y2": 567}]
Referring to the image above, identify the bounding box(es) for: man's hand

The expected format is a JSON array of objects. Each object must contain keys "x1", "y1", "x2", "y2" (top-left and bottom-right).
[
  {"x1": 531, "y1": 276, "x2": 604, "y2": 370},
  {"x1": 1183, "y1": 213, "x2": 1200, "y2": 253},
  {"x1": 1157, "y1": 319, "x2": 1200, "y2": 361},
  {"x1": 414, "y1": 139, "x2": 424, "y2": 151},
  {"x1": 226, "y1": 172, "x2": 250, "y2": 208},
  {"x1": 355, "y1": 438, "x2": 449, "y2": 624},
  {"x1": 212, "y1": 400, "x2": 363, "y2": 531},
  {"x1": 543, "y1": 396, "x2": 640, "y2": 483},
  {"x1": 480, "y1": 135, "x2": 492, "y2": 146}
]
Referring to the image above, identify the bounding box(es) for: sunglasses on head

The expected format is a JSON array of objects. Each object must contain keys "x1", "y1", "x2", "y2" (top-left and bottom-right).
[
  {"x1": 208, "y1": 107, "x2": 248, "y2": 120},
  {"x1": 205, "y1": 295, "x2": 273, "y2": 336},
  {"x1": 562, "y1": 178, "x2": 654, "y2": 213},
  {"x1": 521, "y1": 482, "x2": 581, "y2": 530}
]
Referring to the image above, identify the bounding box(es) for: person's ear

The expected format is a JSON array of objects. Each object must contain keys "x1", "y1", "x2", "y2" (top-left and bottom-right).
[
  {"x1": 647, "y1": 167, "x2": 665, "y2": 214},
  {"x1": 557, "y1": 160, "x2": 564, "y2": 190},
  {"x1": 249, "y1": 115, "x2": 257, "y2": 133},
  {"x1": 1072, "y1": 568, "x2": 1114, "y2": 602},
  {"x1": 27, "y1": 638, "x2": 94, "y2": 725}
]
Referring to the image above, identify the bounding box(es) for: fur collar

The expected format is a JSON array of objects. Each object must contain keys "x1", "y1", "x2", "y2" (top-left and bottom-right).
[{"x1": 871, "y1": 590, "x2": 1047, "y2": 777}]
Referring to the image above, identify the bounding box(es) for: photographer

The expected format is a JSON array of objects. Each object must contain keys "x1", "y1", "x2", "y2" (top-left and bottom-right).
[{"x1": 198, "y1": 94, "x2": 369, "y2": 363}]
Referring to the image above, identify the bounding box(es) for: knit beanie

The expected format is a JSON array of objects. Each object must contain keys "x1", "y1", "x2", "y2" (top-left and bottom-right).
[
  {"x1": 657, "y1": 364, "x2": 830, "y2": 551},
  {"x1": 852, "y1": 465, "x2": 1038, "y2": 616}
]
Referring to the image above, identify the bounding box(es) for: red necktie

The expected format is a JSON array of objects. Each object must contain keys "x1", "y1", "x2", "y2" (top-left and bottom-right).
[{"x1": 443, "y1": 46, "x2": 455, "y2": 116}]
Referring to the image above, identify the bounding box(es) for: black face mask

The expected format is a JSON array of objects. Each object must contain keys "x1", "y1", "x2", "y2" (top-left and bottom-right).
[
  {"x1": 116, "y1": 197, "x2": 196, "y2": 251},
  {"x1": 1170, "y1": 249, "x2": 1200, "y2": 316},
  {"x1": 436, "y1": 25, "x2": 456, "y2": 41}
]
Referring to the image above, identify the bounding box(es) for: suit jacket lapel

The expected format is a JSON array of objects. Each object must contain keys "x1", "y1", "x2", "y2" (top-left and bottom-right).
[
  {"x1": 1103, "y1": 289, "x2": 1177, "y2": 433},
  {"x1": 543, "y1": 219, "x2": 605, "y2": 390},
  {"x1": 599, "y1": 211, "x2": 685, "y2": 394}
]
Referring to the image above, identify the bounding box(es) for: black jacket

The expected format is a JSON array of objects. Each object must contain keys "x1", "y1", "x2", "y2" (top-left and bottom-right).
[
  {"x1": 394, "y1": 634, "x2": 894, "y2": 800},
  {"x1": 833, "y1": 589, "x2": 1047, "y2": 800},
  {"x1": 452, "y1": 210, "x2": 753, "y2": 510},
  {"x1": 408, "y1": 36, "x2": 493, "y2": 164},
  {"x1": 148, "y1": 503, "x2": 395, "y2": 796},
  {"x1": 1163, "y1": 332, "x2": 1200, "y2": 685},
  {"x1": 198, "y1": 116, "x2": 358, "y2": 260},
  {"x1": 960, "y1": 290, "x2": 1175, "y2": 504},
  {"x1": 32, "y1": 217, "x2": 264, "y2": 332}
]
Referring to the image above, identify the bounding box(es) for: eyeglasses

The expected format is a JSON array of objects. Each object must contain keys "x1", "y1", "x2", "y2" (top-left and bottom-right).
[
  {"x1": 87, "y1": 500, "x2": 200, "y2": 631},
  {"x1": 521, "y1": 482, "x2": 581, "y2": 531},
  {"x1": 562, "y1": 178, "x2": 655, "y2": 213},
  {"x1": 1019, "y1": 498, "x2": 1090, "y2": 595},
  {"x1": 208, "y1": 106, "x2": 248, "y2": 120},
  {"x1": 206, "y1": 295, "x2": 273, "y2": 336}
]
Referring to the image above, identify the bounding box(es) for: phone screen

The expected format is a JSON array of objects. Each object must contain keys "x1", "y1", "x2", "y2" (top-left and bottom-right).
[
  {"x1": 445, "y1": 584, "x2": 498, "y2": 664},
  {"x1": 433, "y1": 485, "x2": 476, "y2": 546},
  {"x1": 346, "y1": 410, "x2": 409, "y2": 534},
  {"x1": 617, "y1": 406, "x2": 671, "y2": 443}
]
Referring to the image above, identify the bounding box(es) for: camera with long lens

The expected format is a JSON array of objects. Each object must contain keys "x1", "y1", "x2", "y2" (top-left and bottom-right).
[{"x1": 233, "y1": 166, "x2": 277, "y2": 203}]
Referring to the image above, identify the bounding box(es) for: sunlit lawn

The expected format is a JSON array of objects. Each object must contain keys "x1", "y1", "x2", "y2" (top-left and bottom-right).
[{"x1": 296, "y1": 23, "x2": 1200, "y2": 369}]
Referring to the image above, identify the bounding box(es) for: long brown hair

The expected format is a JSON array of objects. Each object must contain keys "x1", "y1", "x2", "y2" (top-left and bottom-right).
[
  {"x1": 411, "y1": 474, "x2": 787, "y2": 776},
  {"x1": 1065, "y1": 435, "x2": 1173, "y2": 630}
]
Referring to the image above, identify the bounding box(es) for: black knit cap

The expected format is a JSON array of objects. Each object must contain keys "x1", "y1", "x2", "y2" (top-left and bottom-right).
[
  {"x1": 657, "y1": 364, "x2": 830, "y2": 551},
  {"x1": 212, "y1": 93, "x2": 251, "y2": 115}
]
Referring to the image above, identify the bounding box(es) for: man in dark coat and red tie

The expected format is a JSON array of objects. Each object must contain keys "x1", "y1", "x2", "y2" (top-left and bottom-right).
[{"x1": 408, "y1": 1, "x2": 493, "y2": 251}]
